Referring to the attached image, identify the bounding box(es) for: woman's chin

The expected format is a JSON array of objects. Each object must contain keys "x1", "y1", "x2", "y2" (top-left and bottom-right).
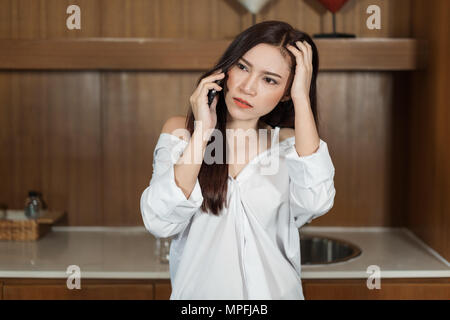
[{"x1": 226, "y1": 107, "x2": 254, "y2": 120}]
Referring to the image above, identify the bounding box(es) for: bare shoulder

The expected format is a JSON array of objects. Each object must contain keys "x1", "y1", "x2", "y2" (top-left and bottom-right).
[
  {"x1": 279, "y1": 127, "x2": 295, "y2": 142},
  {"x1": 161, "y1": 116, "x2": 189, "y2": 142}
]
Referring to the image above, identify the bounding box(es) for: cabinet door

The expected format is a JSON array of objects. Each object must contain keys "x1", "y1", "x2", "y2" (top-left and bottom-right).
[
  {"x1": 3, "y1": 284, "x2": 154, "y2": 300},
  {"x1": 155, "y1": 282, "x2": 172, "y2": 300},
  {"x1": 303, "y1": 279, "x2": 450, "y2": 300}
]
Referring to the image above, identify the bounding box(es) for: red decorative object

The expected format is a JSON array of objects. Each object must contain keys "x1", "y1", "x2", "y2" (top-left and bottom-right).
[
  {"x1": 317, "y1": 0, "x2": 349, "y2": 14},
  {"x1": 314, "y1": 0, "x2": 355, "y2": 38}
]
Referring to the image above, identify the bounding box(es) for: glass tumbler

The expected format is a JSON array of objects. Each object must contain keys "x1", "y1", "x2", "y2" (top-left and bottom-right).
[{"x1": 156, "y1": 236, "x2": 173, "y2": 264}]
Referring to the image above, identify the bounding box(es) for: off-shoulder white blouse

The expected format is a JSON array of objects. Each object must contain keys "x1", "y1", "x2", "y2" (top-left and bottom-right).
[{"x1": 140, "y1": 126, "x2": 336, "y2": 300}]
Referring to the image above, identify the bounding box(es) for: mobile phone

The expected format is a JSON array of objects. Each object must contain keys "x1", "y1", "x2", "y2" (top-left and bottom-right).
[{"x1": 208, "y1": 78, "x2": 225, "y2": 107}]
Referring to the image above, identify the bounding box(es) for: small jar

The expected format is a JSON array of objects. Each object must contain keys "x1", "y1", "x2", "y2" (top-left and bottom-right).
[{"x1": 24, "y1": 191, "x2": 42, "y2": 219}]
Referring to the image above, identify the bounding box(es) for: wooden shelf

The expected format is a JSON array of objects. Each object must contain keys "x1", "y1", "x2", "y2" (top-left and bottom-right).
[
  {"x1": 0, "y1": 38, "x2": 427, "y2": 71},
  {"x1": 315, "y1": 38, "x2": 427, "y2": 70}
]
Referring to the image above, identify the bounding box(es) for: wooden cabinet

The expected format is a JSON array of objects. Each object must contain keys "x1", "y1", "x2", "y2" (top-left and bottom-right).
[
  {"x1": 154, "y1": 282, "x2": 172, "y2": 300},
  {"x1": 0, "y1": 279, "x2": 158, "y2": 300},
  {"x1": 1, "y1": 278, "x2": 449, "y2": 300},
  {"x1": 302, "y1": 278, "x2": 450, "y2": 300}
]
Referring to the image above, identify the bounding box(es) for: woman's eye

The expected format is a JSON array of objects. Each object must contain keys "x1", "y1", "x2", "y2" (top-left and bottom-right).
[
  {"x1": 265, "y1": 78, "x2": 277, "y2": 85},
  {"x1": 237, "y1": 63, "x2": 247, "y2": 71}
]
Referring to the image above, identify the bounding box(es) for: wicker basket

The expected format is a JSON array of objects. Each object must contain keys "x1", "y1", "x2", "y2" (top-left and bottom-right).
[{"x1": 0, "y1": 210, "x2": 66, "y2": 241}]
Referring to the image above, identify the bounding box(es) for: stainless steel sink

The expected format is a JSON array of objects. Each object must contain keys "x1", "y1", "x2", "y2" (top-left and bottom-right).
[{"x1": 300, "y1": 234, "x2": 362, "y2": 265}]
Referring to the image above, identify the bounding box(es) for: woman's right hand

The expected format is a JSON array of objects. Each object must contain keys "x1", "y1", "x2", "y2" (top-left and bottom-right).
[{"x1": 190, "y1": 69, "x2": 225, "y2": 135}]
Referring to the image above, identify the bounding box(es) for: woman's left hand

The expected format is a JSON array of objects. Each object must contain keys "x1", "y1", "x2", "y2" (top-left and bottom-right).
[{"x1": 286, "y1": 40, "x2": 313, "y2": 103}]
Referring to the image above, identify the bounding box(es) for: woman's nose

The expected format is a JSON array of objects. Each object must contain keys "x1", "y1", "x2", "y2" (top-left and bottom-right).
[{"x1": 239, "y1": 75, "x2": 257, "y2": 95}]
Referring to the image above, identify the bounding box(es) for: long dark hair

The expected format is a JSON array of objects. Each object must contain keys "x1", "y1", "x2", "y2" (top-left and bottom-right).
[{"x1": 184, "y1": 20, "x2": 320, "y2": 216}]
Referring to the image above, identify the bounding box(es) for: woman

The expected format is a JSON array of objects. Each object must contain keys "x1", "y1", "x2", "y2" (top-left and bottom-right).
[{"x1": 140, "y1": 20, "x2": 336, "y2": 300}]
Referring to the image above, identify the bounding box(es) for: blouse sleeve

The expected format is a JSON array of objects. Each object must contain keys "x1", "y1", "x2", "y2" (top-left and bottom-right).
[
  {"x1": 282, "y1": 138, "x2": 336, "y2": 228},
  {"x1": 140, "y1": 133, "x2": 204, "y2": 238}
]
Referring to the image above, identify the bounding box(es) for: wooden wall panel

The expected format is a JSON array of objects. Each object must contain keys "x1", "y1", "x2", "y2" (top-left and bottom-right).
[
  {"x1": 0, "y1": 72, "x2": 102, "y2": 226},
  {"x1": 259, "y1": 0, "x2": 411, "y2": 38},
  {"x1": 408, "y1": 0, "x2": 450, "y2": 261},
  {"x1": 309, "y1": 72, "x2": 408, "y2": 226},
  {"x1": 0, "y1": 72, "x2": 12, "y2": 211},
  {"x1": 0, "y1": 71, "x2": 412, "y2": 227},
  {"x1": 0, "y1": 0, "x2": 102, "y2": 39},
  {"x1": 100, "y1": 71, "x2": 409, "y2": 227},
  {"x1": 0, "y1": 0, "x2": 416, "y2": 226},
  {"x1": 102, "y1": 72, "x2": 198, "y2": 225},
  {"x1": 0, "y1": 0, "x2": 411, "y2": 40},
  {"x1": 9, "y1": 0, "x2": 42, "y2": 39}
]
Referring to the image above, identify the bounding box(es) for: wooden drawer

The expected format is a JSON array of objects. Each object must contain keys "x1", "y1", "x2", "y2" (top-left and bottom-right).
[
  {"x1": 155, "y1": 282, "x2": 172, "y2": 300},
  {"x1": 1, "y1": 279, "x2": 155, "y2": 300},
  {"x1": 3, "y1": 284, "x2": 154, "y2": 300},
  {"x1": 2, "y1": 278, "x2": 449, "y2": 300},
  {"x1": 302, "y1": 278, "x2": 450, "y2": 300}
]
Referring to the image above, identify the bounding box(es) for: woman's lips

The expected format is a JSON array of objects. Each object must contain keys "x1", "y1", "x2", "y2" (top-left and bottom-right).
[{"x1": 233, "y1": 98, "x2": 253, "y2": 109}]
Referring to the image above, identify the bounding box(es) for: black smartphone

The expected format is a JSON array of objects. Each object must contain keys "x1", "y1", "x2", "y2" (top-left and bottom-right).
[{"x1": 208, "y1": 78, "x2": 225, "y2": 107}]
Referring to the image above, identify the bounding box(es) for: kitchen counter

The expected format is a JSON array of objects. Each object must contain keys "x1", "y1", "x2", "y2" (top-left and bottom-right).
[{"x1": 0, "y1": 226, "x2": 449, "y2": 279}]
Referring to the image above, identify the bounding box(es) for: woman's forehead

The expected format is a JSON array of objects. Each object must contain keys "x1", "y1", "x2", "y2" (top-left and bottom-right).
[{"x1": 242, "y1": 44, "x2": 292, "y2": 76}]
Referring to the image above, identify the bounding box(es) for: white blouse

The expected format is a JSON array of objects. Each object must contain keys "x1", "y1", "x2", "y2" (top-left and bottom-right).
[{"x1": 140, "y1": 126, "x2": 336, "y2": 300}]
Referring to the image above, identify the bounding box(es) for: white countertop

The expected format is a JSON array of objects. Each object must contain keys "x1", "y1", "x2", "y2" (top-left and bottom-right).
[
  {"x1": 300, "y1": 227, "x2": 450, "y2": 279},
  {"x1": 0, "y1": 226, "x2": 448, "y2": 279}
]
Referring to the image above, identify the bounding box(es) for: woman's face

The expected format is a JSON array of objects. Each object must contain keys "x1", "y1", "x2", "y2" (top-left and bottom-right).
[{"x1": 224, "y1": 43, "x2": 293, "y2": 121}]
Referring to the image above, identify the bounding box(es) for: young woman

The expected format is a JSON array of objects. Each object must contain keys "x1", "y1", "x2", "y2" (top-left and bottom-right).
[{"x1": 140, "y1": 20, "x2": 336, "y2": 300}]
